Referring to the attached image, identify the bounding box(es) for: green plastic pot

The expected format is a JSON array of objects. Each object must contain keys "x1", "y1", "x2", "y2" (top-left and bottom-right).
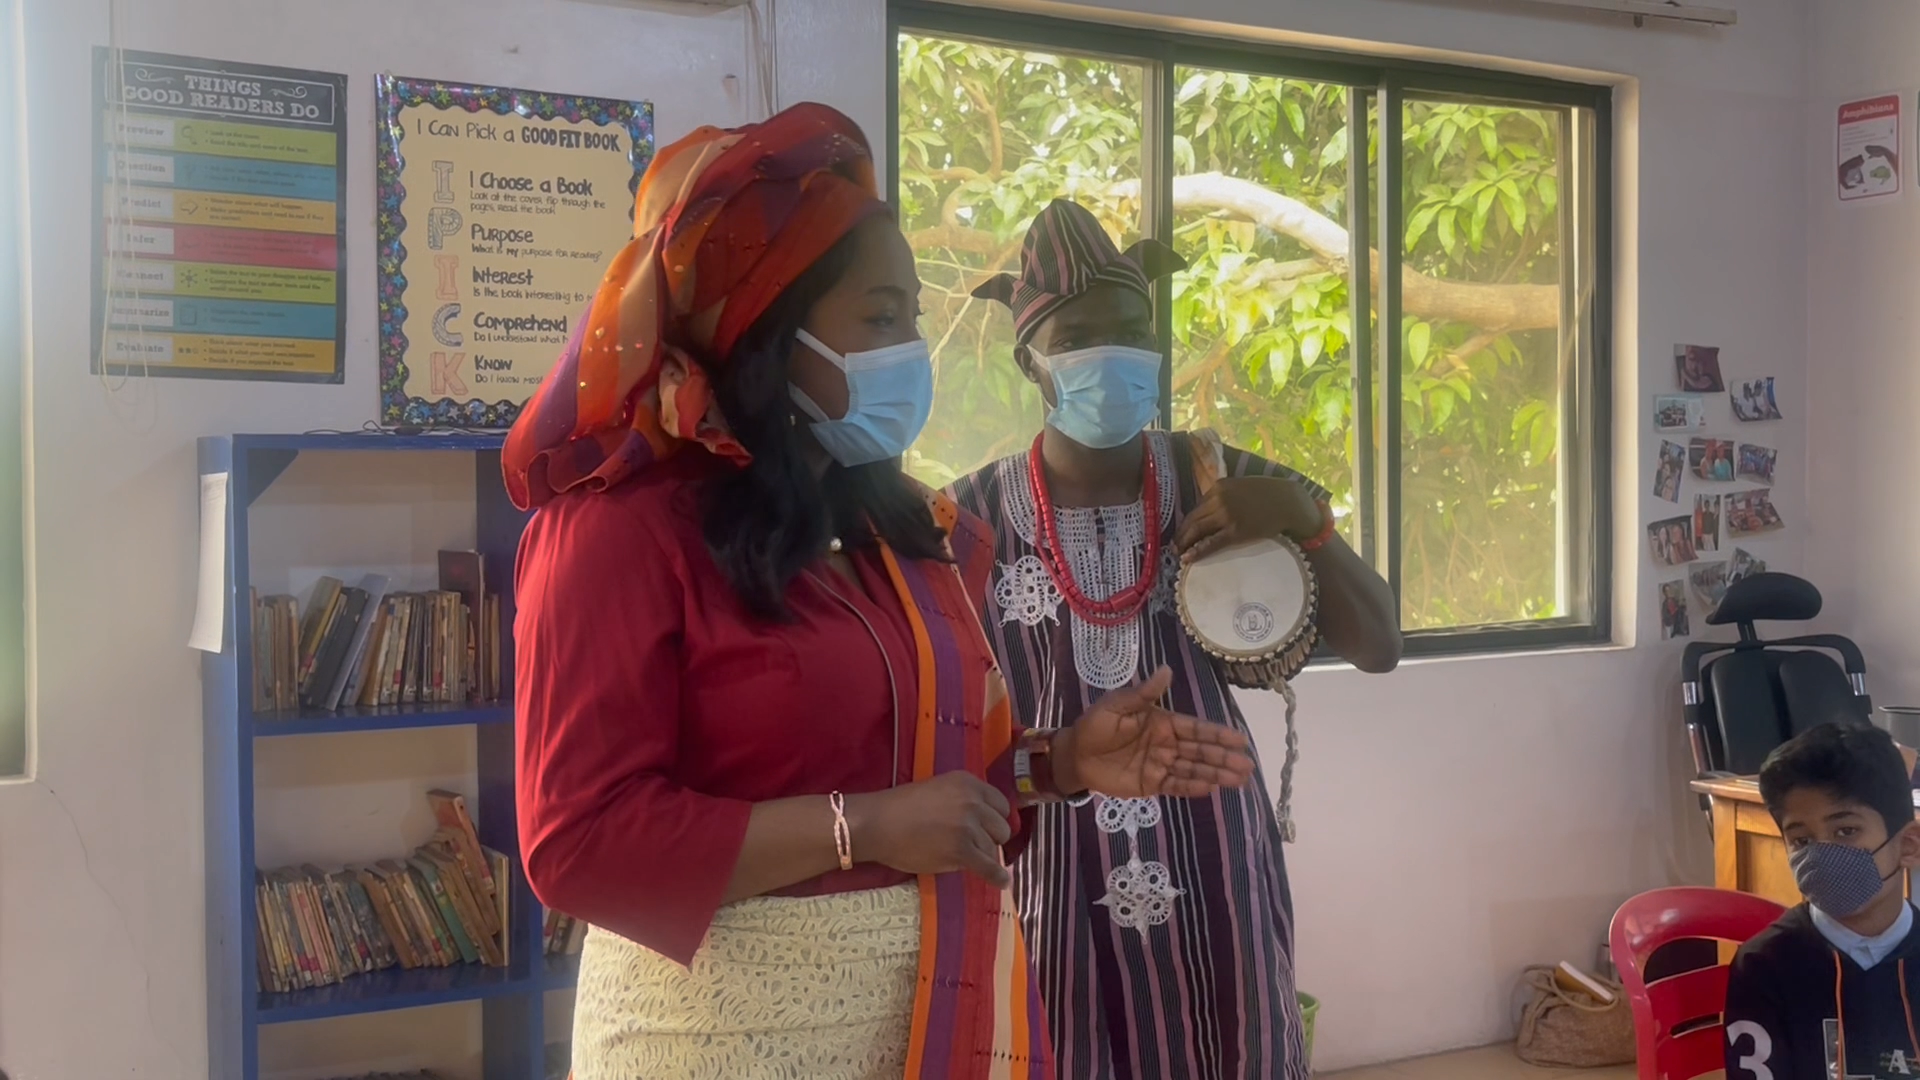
[{"x1": 1298, "y1": 991, "x2": 1319, "y2": 1069}]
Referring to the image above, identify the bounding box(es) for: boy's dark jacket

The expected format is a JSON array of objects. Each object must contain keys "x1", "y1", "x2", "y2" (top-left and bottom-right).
[{"x1": 1725, "y1": 903, "x2": 1920, "y2": 1080}]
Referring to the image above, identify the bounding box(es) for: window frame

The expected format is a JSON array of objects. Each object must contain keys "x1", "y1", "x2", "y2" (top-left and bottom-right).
[
  {"x1": 0, "y1": 0, "x2": 27, "y2": 775},
  {"x1": 888, "y1": 1, "x2": 1615, "y2": 659}
]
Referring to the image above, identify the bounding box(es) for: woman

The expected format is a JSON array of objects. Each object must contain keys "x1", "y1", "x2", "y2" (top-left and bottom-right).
[{"x1": 504, "y1": 104, "x2": 1256, "y2": 1080}]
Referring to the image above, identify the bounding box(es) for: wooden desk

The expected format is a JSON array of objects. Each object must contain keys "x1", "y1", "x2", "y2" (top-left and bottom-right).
[
  {"x1": 1691, "y1": 777, "x2": 1801, "y2": 909},
  {"x1": 1690, "y1": 775, "x2": 1913, "y2": 910}
]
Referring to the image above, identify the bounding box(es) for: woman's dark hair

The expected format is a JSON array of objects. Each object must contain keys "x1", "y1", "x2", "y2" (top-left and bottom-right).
[
  {"x1": 1759, "y1": 722, "x2": 1915, "y2": 835},
  {"x1": 698, "y1": 222, "x2": 947, "y2": 620}
]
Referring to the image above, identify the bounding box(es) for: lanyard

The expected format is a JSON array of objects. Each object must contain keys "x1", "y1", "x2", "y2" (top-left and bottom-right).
[{"x1": 1832, "y1": 953, "x2": 1920, "y2": 1075}]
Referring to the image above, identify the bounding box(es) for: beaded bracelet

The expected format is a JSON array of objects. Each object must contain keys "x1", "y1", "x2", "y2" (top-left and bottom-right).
[
  {"x1": 829, "y1": 791, "x2": 853, "y2": 871},
  {"x1": 1297, "y1": 500, "x2": 1337, "y2": 553}
]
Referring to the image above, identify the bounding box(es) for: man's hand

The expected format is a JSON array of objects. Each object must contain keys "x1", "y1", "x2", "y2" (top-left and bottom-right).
[
  {"x1": 1057, "y1": 667, "x2": 1257, "y2": 799},
  {"x1": 1174, "y1": 475, "x2": 1326, "y2": 563}
]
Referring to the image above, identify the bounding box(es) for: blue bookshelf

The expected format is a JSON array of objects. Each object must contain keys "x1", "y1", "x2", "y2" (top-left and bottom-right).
[{"x1": 199, "y1": 433, "x2": 571, "y2": 1080}]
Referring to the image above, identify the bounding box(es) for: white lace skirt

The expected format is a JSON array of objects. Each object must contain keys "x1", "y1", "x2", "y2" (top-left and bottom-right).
[{"x1": 572, "y1": 883, "x2": 921, "y2": 1080}]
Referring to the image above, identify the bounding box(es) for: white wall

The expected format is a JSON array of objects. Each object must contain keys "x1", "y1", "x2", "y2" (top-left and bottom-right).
[
  {"x1": 0, "y1": 0, "x2": 1814, "y2": 1075},
  {"x1": 1804, "y1": 2, "x2": 1920, "y2": 710}
]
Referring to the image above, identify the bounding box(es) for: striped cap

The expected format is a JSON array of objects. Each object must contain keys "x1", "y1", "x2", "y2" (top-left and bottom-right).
[{"x1": 972, "y1": 199, "x2": 1185, "y2": 346}]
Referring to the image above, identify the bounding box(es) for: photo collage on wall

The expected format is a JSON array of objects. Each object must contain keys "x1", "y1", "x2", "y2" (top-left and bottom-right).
[{"x1": 1650, "y1": 344, "x2": 1781, "y2": 640}]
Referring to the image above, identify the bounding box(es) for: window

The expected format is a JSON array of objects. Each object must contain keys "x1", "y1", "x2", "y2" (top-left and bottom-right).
[
  {"x1": 0, "y1": 0, "x2": 26, "y2": 774},
  {"x1": 891, "y1": 3, "x2": 1611, "y2": 654}
]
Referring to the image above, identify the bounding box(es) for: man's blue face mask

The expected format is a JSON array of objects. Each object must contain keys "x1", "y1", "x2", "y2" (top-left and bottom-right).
[{"x1": 1032, "y1": 344, "x2": 1163, "y2": 449}]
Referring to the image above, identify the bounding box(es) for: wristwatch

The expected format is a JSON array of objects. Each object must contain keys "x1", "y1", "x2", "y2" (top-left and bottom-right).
[{"x1": 1014, "y1": 729, "x2": 1093, "y2": 807}]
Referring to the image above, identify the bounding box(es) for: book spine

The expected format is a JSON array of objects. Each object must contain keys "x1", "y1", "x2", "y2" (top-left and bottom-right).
[
  {"x1": 411, "y1": 858, "x2": 478, "y2": 964},
  {"x1": 340, "y1": 879, "x2": 375, "y2": 974},
  {"x1": 262, "y1": 878, "x2": 293, "y2": 993},
  {"x1": 295, "y1": 586, "x2": 343, "y2": 695},
  {"x1": 354, "y1": 870, "x2": 407, "y2": 969},
  {"x1": 252, "y1": 880, "x2": 276, "y2": 992},
  {"x1": 330, "y1": 575, "x2": 390, "y2": 710},
  {"x1": 344, "y1": 876, "x2": 394, "y2": 970},
  {"x1": 446, "y1": 840, "x2": 499, "y2": 937},
  {"x1": 268, "y1": 876, "x2": 303, "y2": 990},
  {"x1": 426, "y1": 791, "x2": 497, "y2": 898},
  {"x1": 282, "y1": 876, "x2": 323, "y2": 987},
  {"x1": 486, "y1": 848, "x2": 511, "y2": 967},
  {"x1": 278, "y1": 598, "x2": 299, "y2": 712},
  {"x1": 395, "y1": 867, "x2": 453, "y2": 966},
  {"x1": 249, "y1": 590, "x2": 268, "y2": 713},
  {"x1": 402, "y1": 596, "x2": 423, "y2": 705},
  {"x1": 377, "y1": 864, "x2": 436, "y2": 967},
  {"x1": 307, "y1": 873, "x2": 346, "y2": 977},
  {"x1": 379, "y1": 597, "x2": 406, "y2": 707},
  {"x1": 428, "y1": 848, "x2": 501, "y2": 966}
]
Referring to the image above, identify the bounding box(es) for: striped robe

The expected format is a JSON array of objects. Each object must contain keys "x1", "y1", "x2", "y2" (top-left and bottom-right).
[{"x1": 948, "y1": 431, "x2": 1323, "y2": 1080}]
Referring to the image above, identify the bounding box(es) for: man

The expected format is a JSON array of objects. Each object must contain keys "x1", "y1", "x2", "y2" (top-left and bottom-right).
[{"x1": 949, "y1": 199, "x2": 1401, "y2": 1080}]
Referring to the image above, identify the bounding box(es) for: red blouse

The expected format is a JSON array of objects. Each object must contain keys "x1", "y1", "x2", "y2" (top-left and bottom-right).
[{"x1": 516, "y1": 453, "x2": 987, "y2": 966}]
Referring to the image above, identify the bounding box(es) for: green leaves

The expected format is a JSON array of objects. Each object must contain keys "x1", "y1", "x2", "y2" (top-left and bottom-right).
[
  {"x1": 897, "y1": 34, "x2": 1569, "y2": 628},
  {"x1": 1300, "y1": 329, "x2": 1325, "y2": 366},
  {"x1": 1407, "y1": 320, "x2": 1433, "y2": 370},
  {"x1": 1437, "y1": 208, "x2": 1459, "y2": 256}
]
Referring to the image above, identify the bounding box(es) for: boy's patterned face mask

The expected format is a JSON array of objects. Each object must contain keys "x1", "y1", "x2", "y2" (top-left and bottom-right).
[{"x1": 1789, "y1": 836, "x2": 1898, "y2": 918}]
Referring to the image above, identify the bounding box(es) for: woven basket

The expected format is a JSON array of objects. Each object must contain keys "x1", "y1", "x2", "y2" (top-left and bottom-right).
[{"x1": 1514, "y1": 966, "x2": 1634, "y2": 1068}]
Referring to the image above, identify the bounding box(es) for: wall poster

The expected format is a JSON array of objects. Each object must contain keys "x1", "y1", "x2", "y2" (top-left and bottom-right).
[
  {"x1": 376, "y1": 76, "x2": 654, "y2": 429},
  {"x1": 93, "y1": 49, "x2": 347, "y2": 382},
  {"x1": 1836, "y1": 94, "x2": 1900, "y2": 202}
]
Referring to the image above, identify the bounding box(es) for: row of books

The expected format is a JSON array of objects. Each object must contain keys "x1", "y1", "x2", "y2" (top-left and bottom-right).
[
  {"x1": 250, "y1": 551, "x2": 501, "y2": 714},
  {"x1": 255, "y1": 791, "x2": 506, "y2": 993},
  {"x1": 542, "y1": 909, "x2": 588, "y2": 958}
]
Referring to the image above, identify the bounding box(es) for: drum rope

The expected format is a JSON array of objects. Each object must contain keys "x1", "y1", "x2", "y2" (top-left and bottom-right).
[{"x1": 1276, "y1": 679, "x2": 1299, "y2": 843}]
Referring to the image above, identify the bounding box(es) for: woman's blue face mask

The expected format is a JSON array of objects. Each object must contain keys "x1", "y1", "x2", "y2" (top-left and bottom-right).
[
  {"x1": 1032, "y1": 344, "x2": 1163, "y2": 449},
  {"x1": 789, "y1": 329, "x2": 934, "y2": 467}
]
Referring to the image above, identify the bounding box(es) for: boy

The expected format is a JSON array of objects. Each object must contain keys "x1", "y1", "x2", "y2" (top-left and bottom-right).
[
  {"x1": 949, "y1": 199, "x2": 1401, "y2": 1080},
  {"x1": 1726, "y1": 723, "x2": 1920, "y2": 1080}
]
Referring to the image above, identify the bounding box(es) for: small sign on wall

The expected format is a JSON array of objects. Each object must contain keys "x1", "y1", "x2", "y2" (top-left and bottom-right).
[{"x1": 1836, "y1": 94, "x2": 1901, "y2": 203}]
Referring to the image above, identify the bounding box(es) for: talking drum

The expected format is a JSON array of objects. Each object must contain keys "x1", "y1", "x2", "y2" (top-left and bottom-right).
[
  {"x1": 1174, "y1": 535, "x2": 1319, "y2": 689},
  {"x1": 1175, "y1": 532, "x2": 1319, "y2": 842}
]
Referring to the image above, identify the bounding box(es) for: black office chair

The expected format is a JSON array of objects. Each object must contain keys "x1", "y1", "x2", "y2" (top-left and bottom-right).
[{"x1": 1681, "y1": 572, "x2": 1871, "y2": 782}]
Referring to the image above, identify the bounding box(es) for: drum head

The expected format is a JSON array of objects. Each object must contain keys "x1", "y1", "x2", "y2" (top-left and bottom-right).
[{"x1": 1179, "y1": 538, "x2": 1313, "y2": 661}]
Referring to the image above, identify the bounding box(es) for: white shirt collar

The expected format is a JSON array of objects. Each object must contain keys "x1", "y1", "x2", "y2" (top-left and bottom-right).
[{"x1": 1812, "y1": 900, "x2": 1915, "y2": 970}]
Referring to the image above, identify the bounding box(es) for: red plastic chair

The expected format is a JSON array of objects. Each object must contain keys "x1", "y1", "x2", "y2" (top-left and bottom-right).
[{"x1": 1609, "y1": 886, "x2": 1786, "y2": 1080}]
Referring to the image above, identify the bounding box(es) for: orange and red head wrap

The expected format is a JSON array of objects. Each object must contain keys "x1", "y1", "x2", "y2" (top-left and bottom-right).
[{"x1": 501, "y1": 102, "x2": 887, "y2": 510}]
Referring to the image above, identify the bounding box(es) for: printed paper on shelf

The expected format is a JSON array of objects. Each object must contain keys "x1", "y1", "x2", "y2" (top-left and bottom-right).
[
  {"x1": 1836, "y1": 94, "x2": 1901, "y2": 202},
  {"x1": 188, "y1": 472, "x2": 229, "y2": 652}
]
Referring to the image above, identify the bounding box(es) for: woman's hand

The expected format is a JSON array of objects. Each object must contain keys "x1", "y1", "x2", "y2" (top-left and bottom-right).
[
  {"x1": 846, "y1": 772, "x2": 1015, "y2": 888},
  {"x1": 1057, "y1": 667, "x2": 1257, "y2": 799}
]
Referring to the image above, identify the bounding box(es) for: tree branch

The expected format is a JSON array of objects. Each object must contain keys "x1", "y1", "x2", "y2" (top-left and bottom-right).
[
  {"x1": 1111, "y1": 174, "x2": 1560, "y2": 333},
  {"x1": 908, "y1": 224, "x2": 1008, "y2": 256}
]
